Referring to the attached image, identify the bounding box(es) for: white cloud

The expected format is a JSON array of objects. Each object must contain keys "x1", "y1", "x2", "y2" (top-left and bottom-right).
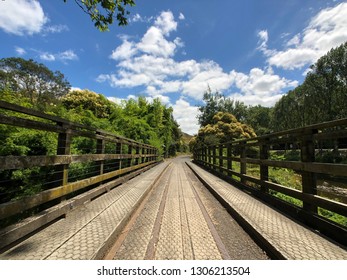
[
  {"x1": 227, "y1": 67, "x2": 298, "y2": 107},
  {"x1": 286, "y1": 34, "x2": 300, "y2": 47},
  {"x1": 39, "y1": 50, "x2": 78, "y2": 63},
  {"x1": 179, "y1": 13, "x2": 185, "y2": 20},
  {"x1": 260, "y1": 2, "x2": 347, "y2": 70},
  {"x1": 233, "y1": 68, "x2": 298, "y2": 96},
  {"x1": 110, "y1": 40, "x2": 138, "y2": 60},
  {"x1": 43, "y1": 24, "x2": 69, "y2": 35},
  {"x1": 0, "y1": 0, "x2": 48, "y2": 35},
  {"x1": 108, "y1": 94, "x2": 171, "y2": 108},
  {"x1": 15, "y1": 46, "x2": 26, "y2": 56},
  {"x1": 100, "y1": 11, "x2": 297, "y2": 99},
  {"x1": 70, "y1": 87, "x2": 83, "y2": 92},
  {"x1": 229, "y1": 92, "x2": 284, "y2": 107},
  {"x1": 58, "y1": 50, "x2": 78, "y2": 61},
  {"x1": 98, "y1": 10, "x2": 298, "y2": 131},
  {"x1": 40, "y1": 52, "x2": 56, "y2": 61},
  {"x1": 154, "y1": 11, "x2": 177, "y2": 35},
  {"x1": 131, "y1": 13, "x2": 143, "y2": 23},
  {"x1": 129, "y1": 13, "x2": 153, "y2": 23},
  {"x1": 146, "y1": 94, "x2": 171, "y2": 105},
  {"x1": 258, "y1": 30, "x2": 268, "y2": 48},
  {"x1": 172, "y1": 98, "x2": 200, "y2": 135},
  {"x1": 137, "y1": 26, "x2": 177, "y2": 57}
]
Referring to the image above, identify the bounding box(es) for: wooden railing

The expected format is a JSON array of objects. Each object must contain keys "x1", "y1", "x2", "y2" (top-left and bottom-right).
[
  {"x1": 0, "y1": 101, "x2": 159, "y2": 248},
  {"x1": 193, "y1": 118, "x2": 347, "y2": 245}
]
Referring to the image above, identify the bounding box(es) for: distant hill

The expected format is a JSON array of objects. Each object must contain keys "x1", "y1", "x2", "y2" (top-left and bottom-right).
[{"x1": 181, "y1": 132, "x2": 194, "y2": 145}]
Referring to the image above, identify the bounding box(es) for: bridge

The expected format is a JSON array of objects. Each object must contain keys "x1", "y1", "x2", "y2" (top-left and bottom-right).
[{"x1": 0, "y1": 101, "x2": 346, "y2": 260}]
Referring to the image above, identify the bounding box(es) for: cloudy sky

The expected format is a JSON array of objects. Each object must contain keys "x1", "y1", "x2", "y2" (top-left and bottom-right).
[{"x1": 1, "y1": 0, "x2": 347, "y2": 134}]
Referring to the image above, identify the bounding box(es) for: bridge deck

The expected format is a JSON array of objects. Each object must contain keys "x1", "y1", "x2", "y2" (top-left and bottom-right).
[
  {"x1": 187, "y1": 161, "x2": 347, "y2": 260},
  {"x1": 1, "y1": 157, "x2": 346, "y2": 260}
]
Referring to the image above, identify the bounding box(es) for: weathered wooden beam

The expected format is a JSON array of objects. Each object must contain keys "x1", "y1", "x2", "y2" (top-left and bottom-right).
[
  {"x1": 0, "y1": 154, "x2": 155, "y2": 170},
  {"x1": 0, "y1": 100, "x2": 94, "y2": 131}
]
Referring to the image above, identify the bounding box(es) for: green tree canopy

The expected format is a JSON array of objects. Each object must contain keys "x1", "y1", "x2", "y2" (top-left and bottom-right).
[
  {"x1": 197, "y1": 86, "x2": 270, "y2": 135},
  {"x1": 0, "y1": 57, "x2": 70, "y2": 109},
  {"x1": 62, "y1": 89, "x2": 116, "y2": 118},
  {"x1": 195, "y1": 112, "x2": 256, "y2": 147},
  {"x1": 272, "y1": 41, "x2": 347, "y2": 131},
  {"x1": 64, "y1": 0, "x2": 136, "y2": 31}
]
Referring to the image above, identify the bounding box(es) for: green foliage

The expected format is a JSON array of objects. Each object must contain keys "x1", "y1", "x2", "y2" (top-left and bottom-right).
[
  {"x1": 192, "y1": 112, "x2": 256, "y2": 151},
  {"x1": 0, "y1": 57, "x2": 70, "y2": 110},
  {"x1": 197, "y1": 87, "x2": 272, "y2": 136},
  {"x1": 272, "y1": 42, "x2": 347, "y2": 131},
  {"x1": 318, "y1": 208, "x2": 347, "y2": 227},
  {"x1": 64, "y1": 0, "x2": 136, "y2": 31},
  {"x1": 62, "y1": 89, "x2": 116, "y2": 118},
  {"x1": 110, "y1": 97, "x2": 182, "y2": 157},
  {"x1": 0, "y1": 58, "x2": 183, "y2": 205}
]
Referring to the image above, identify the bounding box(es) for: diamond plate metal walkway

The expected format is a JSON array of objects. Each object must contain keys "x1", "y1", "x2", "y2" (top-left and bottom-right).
[
  {"x1": 1, "y1": 157, "x2": 346, "y2": 260},
  {"x1": 186, "y1": 161, "x2": 347, "y2": 260}
]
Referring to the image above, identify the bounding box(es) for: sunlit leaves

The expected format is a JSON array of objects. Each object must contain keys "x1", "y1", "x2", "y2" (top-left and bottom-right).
[{"x1": 64, "y1": 0, "x2": 136, "y2": 31}]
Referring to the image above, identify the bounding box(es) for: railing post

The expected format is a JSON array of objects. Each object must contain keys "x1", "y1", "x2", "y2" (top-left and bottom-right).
[
  {"x1": 116, "y1": 142, "x2": 122, "y2": 170},
  {"x1": 135, "y1": 145, "x2": 140, "y2": 166},
  {"x1": 55, "y1": 124, "x2": 71, "y2": 187},
  {"x1": 128, "y1": 144, "x2": 133, "y2": 168},
  {"x1": 240, "y1": 141, "x2": 247, "y2": 184},
  {"x1": 207, "y1": 146, "x2": 211, "y2": 168},
  {"x1": 227, "y1": 143, "x2": 232, "y2": 177},
  {"x1": 154, "y1": 147, "x2": 158, "y2": 162},
  {"x1": 260, "y1": 138, "x2": 269, "y2": 193},
  {"x1": 140, "y1": 146, "x2": 144, "y2": 164},
  {"x1": 212, "y1": 146, "x2": 216, "y2": 171},
  {"x1": 219, "y1": 145, "x2": 224, "y2": 174},
  {"x1": 301, "y1": 130, "x2": 318, "y2": 213},
  {"x1": 96, "y1": 133, "x2": 105, "y2": 176},
  {"x1": 145, "y1": 147, "x2": 148, "y2": 163},
  {"x1": 203, "y1": 146, "x2": 207, "y2": 164}
]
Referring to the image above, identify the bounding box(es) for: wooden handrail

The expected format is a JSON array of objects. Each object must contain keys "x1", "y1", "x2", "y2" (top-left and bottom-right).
[
  {"x1": 193, "y1": 118, "x2": 347, "y2": 244},
  {"x1": 0, "y1": 102, "x2": 160, "y2": 222}
]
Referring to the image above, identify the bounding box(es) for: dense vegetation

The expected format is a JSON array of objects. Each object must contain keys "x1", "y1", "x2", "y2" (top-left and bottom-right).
[
  {"x1": 0, "y1": 57, "x2": 184, "y2": 204},
  {"x1": 0, "y1": 57, "x2": 183, "y2": 156}
]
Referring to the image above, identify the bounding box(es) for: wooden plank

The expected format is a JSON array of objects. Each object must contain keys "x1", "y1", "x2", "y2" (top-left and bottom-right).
[
  {"x1": 0, "y1": 100, "x2": 94, "y2": 131},
  {"x1": 0, "y1": 114, "x2": 66, "y2": 133},
  {"x1": 263, "y1": 181, "x2": 303, "y2": 200},
  {"x1": 242, "y1": 159, "x2": 347, "y2": 177},
  {"x1": 0, "y1": 102, "x2": 157, "y2": 150},
  {"x1": 305, "y1": 162, "x2": 347, "y2": 176},
  {"x1": 302, "y1": 193, "x2": 347, "y2": 217},
  {"x1": 0, "y1": 114, "x2": 97, "y2": 139},
  {"x1": 0, "y1": 154, "x2": 158, "y2": 170}
]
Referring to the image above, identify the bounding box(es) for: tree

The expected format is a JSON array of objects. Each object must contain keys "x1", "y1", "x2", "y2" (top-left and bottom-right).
[
  {"x1": 62, "y1": 89, "x2": 116, "y2": 118},
  {"x1": 197, "y1": 86, "x2": 271, "y2": 135},
  {"x1": 0, "y1": 57, "x2": 70, "y2": 109},
  {"x1": 246, "y1": 105, "x2": 272, "y2": 135},
  {"x1": 196, "y1": 112, "x2": 256, "y2": 146},
  {"x1": 64, "y1": 0, "x2": 136, "y2": 31},
  {"x1": 271, "y1": 42, "x2": 347, "y2": 131},
  {"x1": 197, "y1": 86, "x2": 225, "y2": 127}
]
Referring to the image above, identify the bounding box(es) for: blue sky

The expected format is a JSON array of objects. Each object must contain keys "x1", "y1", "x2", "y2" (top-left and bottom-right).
[{"x1": 1, "y1": 0, "x2": 347, "y2": 134}]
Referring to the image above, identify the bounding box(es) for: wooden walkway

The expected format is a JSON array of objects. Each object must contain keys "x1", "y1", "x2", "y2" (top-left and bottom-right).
[{"x1": 1, "y1": 157, "x2": 346, "y2": 260}]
